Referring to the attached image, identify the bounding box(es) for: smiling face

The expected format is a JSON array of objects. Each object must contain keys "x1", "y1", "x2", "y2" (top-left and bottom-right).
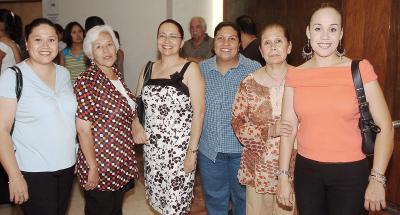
[
  {"x1": 260, "y1": 26, "x2": 291, "y2": 65},
  {"x1": 307, "y1": 7, "x2": 343, "y2": 58},
  {"x1": 92, "y1": 32, "x2": 117, "y2": 68},
  {"x1": 26, "y1": 24, "x2": 58, "y2": 65},
  {"x1": 214, "y1": 26, "x2": 240, "y2": 62},
  {"x1": 71, "y1": 24, "x2": 84, "y2": 44},
  {"x1": 157, "y1": 22, "x2": 183, "y2": 57}
]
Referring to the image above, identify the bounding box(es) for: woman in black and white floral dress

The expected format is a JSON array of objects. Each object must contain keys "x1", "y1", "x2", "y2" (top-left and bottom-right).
[{"x1": 132, "y1": 19, "x2": 205, "y2": 215}]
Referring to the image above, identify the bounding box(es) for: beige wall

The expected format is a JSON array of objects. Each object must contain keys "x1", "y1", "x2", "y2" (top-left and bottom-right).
[{"x1": 0, "y1": 2, "x2": 42, "y2": 32}]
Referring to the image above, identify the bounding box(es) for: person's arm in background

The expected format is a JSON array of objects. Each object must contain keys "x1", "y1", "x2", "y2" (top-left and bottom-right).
[
  {"x1": 183, "y1": 63, "x2": 205, "y2": 174},
  {"x1": 363, "y1": 80, "x2": 394, "y2": 212}
]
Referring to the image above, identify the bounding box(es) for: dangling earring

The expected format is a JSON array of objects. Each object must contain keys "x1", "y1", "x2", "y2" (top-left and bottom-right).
[
  {"x1": 302, "y1": 39, "x2": 313, "y2": 60},
  {"x1": 336, "y1": 39, "x2": 346, "y2": 60},
  {"x1": 90, "y1": 59, "x2": 95, "y2": 67}
]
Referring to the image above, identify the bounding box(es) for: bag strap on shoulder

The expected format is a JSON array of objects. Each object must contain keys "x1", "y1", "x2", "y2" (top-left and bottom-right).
[
  {"x1": 9, "y1": 66, "x2": 23, "y2": 101},
  {"x1": 141, "y1": 61, "x2": 153, "y2": 91}
]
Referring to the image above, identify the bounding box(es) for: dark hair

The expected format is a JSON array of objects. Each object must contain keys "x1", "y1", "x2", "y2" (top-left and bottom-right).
[
  {"x1": 213, "y1": 21, "x2": 241, "y2": 43},
  {"x1": 54, "y1": 23, "x2": 64, "y2": 37},
  {"x1": 157, "y1": 19, "x2": 184, "y2": 38},
  {"x1": 260, "y1": 23, "x2": 291, "y2": 42},
  {"x1": 63, "y1": 21, "x2": 85, "y2": 47},
  {"x1": 85, "y1": 16, "x2": 105, "y2": 32},
  {"x1": 0, "y1": 9, "x2": 19, "y2": 42},
  {"x1": 24, "y1": 18, "x2": 56, "y2": 41},
  {"x1": 114, "y1": 30, "x2": 121, "y2": 46},
  {"x1": 309, "y1": 2, "x2": 342, "y2": 25},
  {"x1": 235, "y1": 15, "x2": 257, "y2": 36}
]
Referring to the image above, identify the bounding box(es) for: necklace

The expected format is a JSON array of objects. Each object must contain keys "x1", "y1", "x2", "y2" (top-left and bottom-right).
[
  {"x1": 264, "y1": 67, "x2": 286, "y2": 86},
  {"x1": 264, "y1": 67, "x2": 286, "y2": 115}
]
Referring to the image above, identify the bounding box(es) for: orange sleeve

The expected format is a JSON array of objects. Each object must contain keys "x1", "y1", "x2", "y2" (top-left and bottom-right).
[{"x1": 359, "y1": 59, "x2": 378, "y2": 84}]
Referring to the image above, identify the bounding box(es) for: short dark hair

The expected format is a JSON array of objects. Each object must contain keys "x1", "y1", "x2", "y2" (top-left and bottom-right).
[
  {"x1": 260, "y1": 23, "x2": 291, "y2": 42},
  {"x1": 63, "y1": 21, "x2": 85, "y2": 48},
  {"x1": 157, "y1": 19, "x2": 184, "y2": 38},
  {"x1": 85, "y1": 16, "x2": 105, "y2": 32},
  {"x1": 24, "y1": 18, "x2": 56, "y2": 41},
  {"x1": 235, "y1": 15, "x2": 257, "y2": 36},
  {"x1": 213, "y1": 21, "x2": 241, "y2": 43}
]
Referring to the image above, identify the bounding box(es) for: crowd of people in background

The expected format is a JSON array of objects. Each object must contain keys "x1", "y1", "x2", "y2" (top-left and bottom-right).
[{"x1": 0, "y1": 2, "x2": 395, "y2": 215}]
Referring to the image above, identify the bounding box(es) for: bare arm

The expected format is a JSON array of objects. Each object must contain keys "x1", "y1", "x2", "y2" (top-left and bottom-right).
[
  {"x1": 183, "y1": 63, "x2": 205, "y2": 174},
  {"x1": 363, "y1": 80, "x2": 394, "y2": 211},
  {"x1": 76, "y1": 118, "x2": 99, "y2": 190},
  {"x1": 0, "y1": 98, "x2": 28, "y2": 204},
  {"x1": 131, "y1": 64, "x2": 148, "y2": 144},
  {"x1": 277, "y1": 87, "x2": 298, "y2": 206}
]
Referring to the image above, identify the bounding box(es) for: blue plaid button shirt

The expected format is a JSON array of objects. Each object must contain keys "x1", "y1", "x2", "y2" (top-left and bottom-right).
[{"x1": 199, "y1": 54, "x2": 261, "y2": 162}]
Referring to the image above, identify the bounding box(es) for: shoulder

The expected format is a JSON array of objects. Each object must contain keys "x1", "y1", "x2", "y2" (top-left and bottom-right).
[
  {"x1": 199, "y1": 56, "x2": 216, "y2": 71},
  {"x1": 239, "y1": 54, "x2": 261, "y2": 69}
]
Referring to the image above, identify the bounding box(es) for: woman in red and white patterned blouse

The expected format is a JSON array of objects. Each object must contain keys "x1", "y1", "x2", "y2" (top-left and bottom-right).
[
  {"x1": 74, "y1": 25, "x2": 138, "y2": 215},
  {"x1": 232, "y1": 23, "x2": 296, "y2": 215}
]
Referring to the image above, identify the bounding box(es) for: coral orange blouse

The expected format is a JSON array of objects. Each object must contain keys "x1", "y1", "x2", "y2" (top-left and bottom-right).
[{"x1": 285, "y1": 60, "x2": 377, "y2": 162}]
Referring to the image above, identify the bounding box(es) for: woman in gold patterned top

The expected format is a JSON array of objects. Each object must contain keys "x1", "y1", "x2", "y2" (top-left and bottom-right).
[{"x1": 232, "y1": 23, "x2": 296, "y2": 215}]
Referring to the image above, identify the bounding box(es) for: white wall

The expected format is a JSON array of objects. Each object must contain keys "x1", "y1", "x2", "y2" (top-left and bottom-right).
[
  {"x1": 172, "y1": 0, "x2": 223, "y2": 41},
  {"x1": 46, "y1": 0, "x2": 222, "y2": 90}
]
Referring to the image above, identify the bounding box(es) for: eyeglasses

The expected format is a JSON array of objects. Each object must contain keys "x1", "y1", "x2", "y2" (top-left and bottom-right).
[{"x1": 157, "y1": 34, "x2": 182, "y2": 42}]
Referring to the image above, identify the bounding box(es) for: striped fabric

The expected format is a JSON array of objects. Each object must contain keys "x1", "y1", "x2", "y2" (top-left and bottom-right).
[{"x1": 63, "y1": 48, "x2": 86, "y2": 84}]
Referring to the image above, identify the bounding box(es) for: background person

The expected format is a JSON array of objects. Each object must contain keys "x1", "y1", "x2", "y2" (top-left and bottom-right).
[
  {"x1": 181, "y1": 16, "x2": 213, "y2": 63},
  {"x1": 60, "y1": 21, "x2": 86, "y2": 84}
]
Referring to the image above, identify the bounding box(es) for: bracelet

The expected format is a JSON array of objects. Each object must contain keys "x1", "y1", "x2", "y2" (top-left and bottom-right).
[
  {"x1": 369, "y1": 175, "x2": 386, "y2": 188},
  {"x1": 187, "y1": 148, "x2": 198, "y2": 153},
  {"x1": 276, "y1": 169, "x2": 289, "y2": 177}
]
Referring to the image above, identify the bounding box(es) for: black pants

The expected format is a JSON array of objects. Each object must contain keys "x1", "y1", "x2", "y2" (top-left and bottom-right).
[
  {"x1": 20, "y1": 166, "x2": 75, "y2": 215},
  {"x1": 84, "y1": 180, "x2": 134, "y2": 215},
  {"x1": 294, "y1": 154, "x2": 369, "y2": 215}
]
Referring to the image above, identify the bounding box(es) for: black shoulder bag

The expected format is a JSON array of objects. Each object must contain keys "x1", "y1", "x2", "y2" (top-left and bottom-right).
[
  {"x1": 351, "y1": 60, "x2": 381, "y2": 156},
  {"x1": 9, "y1": 66, "x2": 23, "y2": 134},
  {"x1": 0, "y1": 66, "x2": 23, "y2": 204},
  {"x1": 136, "y1": 61, "x2": 153, "y2": 125}
]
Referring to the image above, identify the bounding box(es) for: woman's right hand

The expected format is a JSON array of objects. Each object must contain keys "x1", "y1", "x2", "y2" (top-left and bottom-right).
[
  {"x1": 132, "y1": 121, "x2": 148, "y2": 144},
  {"x1": 277, "y1": 176, "x2": 294, "y2": 206},
  {"x1": 84, "y1": 166, "x2": 100, "y2": 190},
  {"x1": 8, "y1": 175, "x2": 29, "y2": 204}
]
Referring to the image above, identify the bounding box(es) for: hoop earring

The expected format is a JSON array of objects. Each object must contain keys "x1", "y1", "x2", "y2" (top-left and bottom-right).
[
  {"x1": 302, "y1": 39, "x2": 313, "y2": 60},
  {"x1": 336, "y1": 39, "x2": 346, "y2": 59}
]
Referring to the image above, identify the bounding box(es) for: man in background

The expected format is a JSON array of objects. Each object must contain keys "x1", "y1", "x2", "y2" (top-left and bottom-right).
[
  {"x1": 181, "y1": 16, "x2": 213, "y2": 63},
  {"x1": 235, "y1": 15, "x2": 265, "y2": 66}
]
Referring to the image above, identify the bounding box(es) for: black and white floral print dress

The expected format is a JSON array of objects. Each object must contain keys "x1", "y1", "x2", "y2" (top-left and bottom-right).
[{"x1": 142, "y1": 62, "x2": 195, "y2": 215}]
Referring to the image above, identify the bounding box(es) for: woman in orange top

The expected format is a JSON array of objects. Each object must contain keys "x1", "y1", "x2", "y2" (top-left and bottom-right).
[{"x1": 277, "y1": 3, "x2": 393, "y2": 215}]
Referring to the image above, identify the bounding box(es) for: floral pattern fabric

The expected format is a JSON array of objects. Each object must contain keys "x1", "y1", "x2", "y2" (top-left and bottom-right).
[
  {"x1": 143, "y1": 62, "x2": 195, "y2": 214},
  {"x1": 232, "y1": 74, "x2": 295, "y2": 194},
  {"x1": 74, "y1": 65, "x2": 138, "y2": 191}
]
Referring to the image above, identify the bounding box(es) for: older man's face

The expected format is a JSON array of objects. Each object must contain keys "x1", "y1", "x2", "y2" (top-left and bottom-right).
[{"x1": 189, "y1": 19, "x2": 205, "y2": 40}]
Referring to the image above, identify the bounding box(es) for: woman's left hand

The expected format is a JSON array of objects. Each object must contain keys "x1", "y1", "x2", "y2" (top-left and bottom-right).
[
  {"x1": 183, "y1": 152, "x2": 197, "y2": 174},
  {"x1": 364, "y1": 179, "x2": 386, "y2": 211}
]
